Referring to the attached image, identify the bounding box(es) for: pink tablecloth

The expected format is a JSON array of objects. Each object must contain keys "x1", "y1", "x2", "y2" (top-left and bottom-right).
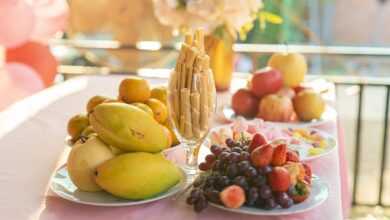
[{"x1": 0, "y1": 75, "x2": 349, "y2": 220}]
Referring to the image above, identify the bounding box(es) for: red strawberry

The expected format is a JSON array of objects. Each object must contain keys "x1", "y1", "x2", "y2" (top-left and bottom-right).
[
  {"x1": 268, "y1": 167, "x2": 291, "y2": 192},
  {"x1": 271, "y1": 143, "x2": 287, "y2": 166},
  {"x1": 248, "y1": 133, "x2": 268, "y2": 153},
  {"x1": 286, "y1": 150, "x2": 299, "y2": 162},
  {"x1": 289, "y1": 180, "x2": 311, "y2": 203},
  {"x1": 250, "y1": 143, "x2": 274, "y2": 168}
]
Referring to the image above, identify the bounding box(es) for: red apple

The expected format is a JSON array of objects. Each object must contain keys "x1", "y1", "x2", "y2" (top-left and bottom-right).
[
  {"x1": 231, "y1": 89, "x2": 259, "y2": 118},
  {"x1": 250, "y1": 67, "x2": 283, "y2": 98},
  {"x1": 257, "y1": 94, "x2": 295, "y2": 122},
  {"x1": 268, "y1": 167, "x2": 291, "y2": 192},
  {"x1": 250, "y1": 143, "x2": 274, "y2": 168}
]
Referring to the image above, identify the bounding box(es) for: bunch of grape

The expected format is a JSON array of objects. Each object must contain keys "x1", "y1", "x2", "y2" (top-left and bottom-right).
[{"x1": 186, "y1": 138, "x2": 295, "y2": 213}]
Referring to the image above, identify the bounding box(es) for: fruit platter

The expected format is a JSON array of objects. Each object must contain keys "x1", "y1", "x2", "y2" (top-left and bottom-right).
[
  {"x1": 185, "y1": 134, "x2": 329, "y2": 214},
  {"x1": 209, "y1": 118, "x2": 336, "y2": 161},
  {"x1": 52, "y1": 75, "x2": 186, "y2": 206},
  {"x1": 230, "y1": 52, "x2": 336, "y2": 126}
]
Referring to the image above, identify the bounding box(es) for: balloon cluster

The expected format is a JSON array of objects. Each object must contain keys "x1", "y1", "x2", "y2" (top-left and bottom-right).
[{"x1": 0, "y1": 0, "x2": 68, "y2": 110}]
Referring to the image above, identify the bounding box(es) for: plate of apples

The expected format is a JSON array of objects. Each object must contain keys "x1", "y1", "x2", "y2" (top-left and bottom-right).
[
  {"x1": 227, "y1": 53, "x2": 336, "y2": 126},
  {"x1": 185, "y1": 136, "x2": 329, "y2": 215}
]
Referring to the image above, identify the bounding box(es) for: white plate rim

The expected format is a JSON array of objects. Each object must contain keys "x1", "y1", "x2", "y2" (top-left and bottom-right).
[
  {"x1": 50, "y1": 165, "x2": 187, "y2": 207},
  {"x1": 209, "y1": 176, "x2": 329, "y2": 216}
]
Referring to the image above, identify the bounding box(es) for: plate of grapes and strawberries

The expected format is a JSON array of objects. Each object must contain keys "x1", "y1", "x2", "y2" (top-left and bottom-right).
[{"x1": 185, "y1": 134, "x2": 329, "y2": 215}]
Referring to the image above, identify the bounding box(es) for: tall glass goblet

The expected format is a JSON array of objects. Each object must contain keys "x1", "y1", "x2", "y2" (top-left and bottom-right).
[{"x1": 167, "y1": 68, "x2": 216, "y2": 175}]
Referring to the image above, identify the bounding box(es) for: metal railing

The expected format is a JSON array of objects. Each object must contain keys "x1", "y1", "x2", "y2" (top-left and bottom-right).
[{"x1": 53, "y1": 39, "x2": 390, "y2": 207}]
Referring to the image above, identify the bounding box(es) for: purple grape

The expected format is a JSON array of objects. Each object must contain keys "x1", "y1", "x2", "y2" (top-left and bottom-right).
[
  {"x1": 246, "y1": 187, "x2": 259, "y2": 206},
  {"x1": 204, "y1": 188, "x2": 220, "y2": 203},
  {"x1": 244, "y1": 167, "x2": 258, "y2": 178},
  {"x1": 210, "y1": 145, "x2": 223, "y2": 156},
  {"x1": 226, "y1": 163, "x2": 239, "y2": 178},
  {"x1": 233, "y1": 176, "x2": 248, "y2": 190},
  {"x1": 258, "y1": 165, "x2": 272, "y2": 175},
  {"x1": 255, "y1": 198, "x2": 265, "y2": 208},
  {"x1": 228, "y1": 152, "x2": 240, "y2": 162},
  {"x1": 205, "y1": 154, "x2": 216, "y2": 163},
  {"x1": 213, "y1": 160, "x2": 224, "y2": 171},
  {"x1": 231, "y1": 147, "x2": 242, "y2": 153},
  {"x1": 280, "y1": 198, "x2": 294, "y2": 209},
  {"x1": 237, "y1": 161, "x2": 250, "y2": 173},
  {"x1": 199, "y1": 162, "x2": 209, "y2": 171},
  {"x1": 239, "y1": 151, "x2": 250, "y2": 161},
  {"x1": 219, "y1": 151, "x2": 230, "y2": 161},
  {"x1": 251, "y1": 175, "x2": 266, "y2": 187},
  {"x1": 225, "y1": 138, "x2": 235, "y2": 148},
  {"x1": 194, "y1": 195, "x2": 208, "y2": 212},
  {"x1": 259, "y1": 185, "x2": 272, "y2": 199},
  {"x1": 274, "y1": 192, "x2": 289, "y2": 206},
  {"x1": 263, "y1": 197, "x2": 277, "y2": 210},
  {"x1": 217, "y1": 176, "x2": 230, "y2": 189},
  {"x1": 190, "y1": 188, "x2": 202, "y2": 199}
]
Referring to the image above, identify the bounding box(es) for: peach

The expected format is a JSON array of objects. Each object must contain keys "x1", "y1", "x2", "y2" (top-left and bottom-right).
[{"x1": 220, "y1": 185, "x2": 246, "y2": 209}]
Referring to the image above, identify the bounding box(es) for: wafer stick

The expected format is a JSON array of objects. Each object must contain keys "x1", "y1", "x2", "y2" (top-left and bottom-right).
[
  {"x1": 182, "y1": 88, "x2": 193, "y2": 139},
  {"x1": 194, "y1": 29, "x2": 204, "y2": 52},
  {"x1": 199, "y1": 72, "x2": 209, "y2": 130},
  {"x1": 179, "y1": 88, "x2": 186, "y2": 134},
  {"x1": 191, "y1": 74, "x2": 201, "y2": 138},
  {"x1": 185, "y1": 46, "x2": 197, "y2": 90}
]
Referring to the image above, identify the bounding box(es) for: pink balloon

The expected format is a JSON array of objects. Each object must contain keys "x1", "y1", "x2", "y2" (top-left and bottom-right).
[
  {"x1": 5, "y1": 62, "x2": 44, "y2": 92},
  {"x1": 0, "y1": 62, "x2": 44, "y2": 109},
  {"x1": 29, "y1": 0, "x2": 69, "y2": 42},
  {"x1": 0, "y1": 1, "x2": 36, "y2": 48}
]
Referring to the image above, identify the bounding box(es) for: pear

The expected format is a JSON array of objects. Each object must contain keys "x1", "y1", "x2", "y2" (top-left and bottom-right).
[
  {"x1": 95, "y1": 152, "x2": 182, "y2": 200},
  {"x1": 67, "y1": 136, "x2": 115, "y2": 192}
]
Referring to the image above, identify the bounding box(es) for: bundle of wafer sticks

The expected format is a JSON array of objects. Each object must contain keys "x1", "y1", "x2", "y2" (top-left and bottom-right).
[{"x1": 169, "y1": 29, "x2": 216, "y2": 140}]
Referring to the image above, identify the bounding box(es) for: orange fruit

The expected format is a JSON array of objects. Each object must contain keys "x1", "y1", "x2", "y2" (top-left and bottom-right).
[
  {"x1": 150, "y1": 86, "x2": 167, "y2": 104},
  {"x1": 145, "y1": 98, "x2": 168, "y2": 124},
  {"x1": 119, "y1": 76, "x2": 151, "y2": 103}
]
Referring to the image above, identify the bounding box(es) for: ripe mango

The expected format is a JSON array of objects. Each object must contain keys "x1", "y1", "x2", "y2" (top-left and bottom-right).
[
  {"x1": 95, "y1": 152, "x2": 182, "y2": 200},
  {"x1": 89, "y1": 103, "x2": 171, "y2": 152}
]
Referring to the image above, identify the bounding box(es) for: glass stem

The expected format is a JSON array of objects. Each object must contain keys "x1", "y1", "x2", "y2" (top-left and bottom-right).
[{"x1": 185, "y1": 143, "x2": 198, "y2": 169}]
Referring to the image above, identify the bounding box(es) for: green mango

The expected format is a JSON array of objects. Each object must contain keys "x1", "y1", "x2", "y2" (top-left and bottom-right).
[
  {"x1": 95, "y1": 152, "x2": 182, "y2": 200},
  {"x1": 89, "y1": 103, "x2": 171, "y2": 153}
]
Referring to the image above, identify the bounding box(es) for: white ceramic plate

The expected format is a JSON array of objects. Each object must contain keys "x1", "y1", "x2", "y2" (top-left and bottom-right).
[
  {"x1": 50, "y1": 165, "x2": 186, "y2": 207},
  {"x1": 210, "y1": 176, "x2": 328, "y2": 216},
  {"x1": 223, "y1": 105, "x2": 337, "y2": 127},
  {"x1": 208, "y1": 125, "x2": 337, "y2": 162}
]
